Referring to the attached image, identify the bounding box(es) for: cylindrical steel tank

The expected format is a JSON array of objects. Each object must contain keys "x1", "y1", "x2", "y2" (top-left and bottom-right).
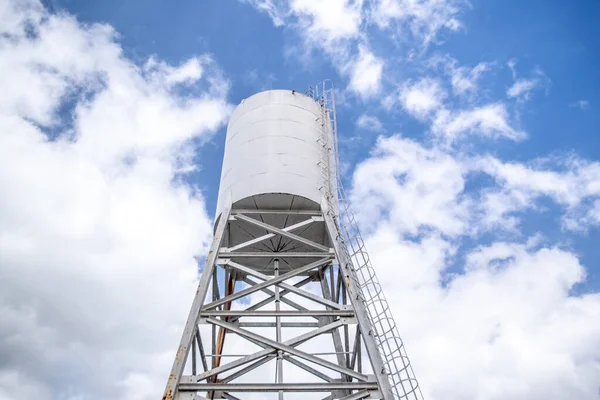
[
  {"x1": 215, "y1": 89, "x2": 330, "y2": 220},
  {"x1": 214, "y1": 89, "x2": 337, "y2": 272}
]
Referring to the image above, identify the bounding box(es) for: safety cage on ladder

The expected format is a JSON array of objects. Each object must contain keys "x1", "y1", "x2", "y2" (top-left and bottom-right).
[{"x1": 306, "y1": 81, "x2": 424, "y2": 400}]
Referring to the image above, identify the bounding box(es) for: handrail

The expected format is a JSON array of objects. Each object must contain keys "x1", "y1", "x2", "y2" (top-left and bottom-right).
[{"x1": 310, "y1": 81, "x2": 424, "y2": 400}]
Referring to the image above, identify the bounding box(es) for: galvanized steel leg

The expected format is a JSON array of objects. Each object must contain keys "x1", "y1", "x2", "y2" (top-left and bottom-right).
[
  {"x1": 162, "y1": 200, "x2": 232, "y2": 400},
  {"x1": 274, "y1": 259, "x2": 284, "y2": 400},
  {"x1": 322, "y1": 198, "x2": 395, "y2": 400}
]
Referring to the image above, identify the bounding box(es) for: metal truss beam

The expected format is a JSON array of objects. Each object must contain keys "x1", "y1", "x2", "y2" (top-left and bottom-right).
[
  {"x1": 224, "y1": 216, "x2": 321, "y2": 252},
  {"x1": 284, "y1": 355, "x2": 334, "y2": 382},
  {"x1": 233, "y1": 213, "x2": 330, "y2": 252},
  {"x1": 178, "y1": 382, "x2": 379, "y2": 392},
  {"x1": 224, "y1": 260, "x2": 344, "y2": 310},
  {"x1": 238, "y1": 276, "x2": 311, "y2": 316},
  {"x1": 239, "y1": 322, "x2": 320, "y2": 328},
  {"x1": 193, "y1": 318, "x2": 346, "y2": 381},
  {"x1": 219, "y1": 251, "x2": 334, "y2": 258},
  {"x1": 200, "y1": 310, "x2": 353, "y2": 317},
  {"x1": 201, "y1": 257, "x2": 330, "y2": 310},
  {"x1": 231, "y1": 209, "x2": 322, "y2": 215},
  {"x1": 204, "y1": 317, "x2": 369, "y2": 382}
]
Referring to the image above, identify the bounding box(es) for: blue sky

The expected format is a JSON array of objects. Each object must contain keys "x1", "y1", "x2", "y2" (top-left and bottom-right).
[{"x1": 2, "y1": 0, "x2": 600, "y2": 399}]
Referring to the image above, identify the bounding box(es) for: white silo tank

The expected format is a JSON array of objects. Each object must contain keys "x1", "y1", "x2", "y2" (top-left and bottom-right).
[
  {"x1": 216, "y1": 89, "x2": 335, "y2": 219},
  {"x1": 214, "y1": 90, "x2": 337, "y2": 272}
]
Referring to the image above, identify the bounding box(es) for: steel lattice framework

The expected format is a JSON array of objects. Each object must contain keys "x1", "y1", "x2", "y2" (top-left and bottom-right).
[{"x1": 162, "y1": 83, "x2": 423, "y2": 400}]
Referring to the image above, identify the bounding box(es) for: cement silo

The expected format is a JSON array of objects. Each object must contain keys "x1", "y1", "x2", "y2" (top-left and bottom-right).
[{"x1": 163, "y1": 84, "x2": 423, "y2": 400}]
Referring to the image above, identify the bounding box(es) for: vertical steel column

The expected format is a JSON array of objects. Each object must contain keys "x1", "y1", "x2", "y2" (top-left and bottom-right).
[
  {"x1": 162, "y1": 200, "x2": 231, "y2": 400},
  {"x1": 274, "y1": 259, "x2": 284, "y2": 400}
]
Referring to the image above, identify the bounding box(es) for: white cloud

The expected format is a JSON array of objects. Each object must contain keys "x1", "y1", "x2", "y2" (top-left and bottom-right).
[
  {"x1": 161, "y1": 57, "x2": 205, "y2": 85},
  {"x1": 450, "y1": 61, "x2": 492, "y2": 96},
  {"x1": 242, "y1": 0, "x2": 288, "y2": 26},
  {"x1": 371, "y1": 0, "x2": 464, "y2": 46},
  {"x1": 366, "y1": 232, "x2": 600, "y2": 400},
  {"x1": 356, "y1": 114, "x2": 383, "y2": 131},
  {"x1": 478, "y1": 156, "x2": 600, "y2": 231},
  {"x1": 479, "y1": 158, "x2": 581, "y2": 205},
  {"x1": 0, "y1": 1, "x2": 231, "y2": 399},
  {"x1": 243, "y1": 0, "x2": 469, "y2": 99},
  {"x1": 505, "y1": 66, "x2": 549, "y2": 102},
  {"x1": 507, "y1": 78, "x2": 539, "y2": 99},
  {"x1": 292, "y1": 0, "x2": 364, "y2": 42},
  {"x1": 399, "y1": 77, "x2": 447, "y2": 120},
  {"x1": 432, "y1": 102, "x2": 526, "y2": 142},
  {"x1": 349, "y1": 135, "x2": 600, "y2": 399},
  {"x1": 392, "y1": 61, "x2": 523, "y2": 145},
  {"x1": 351, "y1": 136, "x2": 470, "y2": 237},
  {"x1": 243, "y1": 0, "x2": 386, "y2": 98},
  {"x1": 346, "y1": 44, "x2": 384, "y2": 97},
  {"x1": 586, "y1": 200, "x2": 600, "y2": 224},
  {"x1": 247, "y1": 0, "x2": 363, "y2": 44},
  {"x1": 351, "y1": 135, "x2": 600, "y2": 237},
  {"x1": 287, "y1": 1, "x2": 383, "y2": 98},
  {"x1": 427, "y1": 55, "x2": 493, "y2": 96}
]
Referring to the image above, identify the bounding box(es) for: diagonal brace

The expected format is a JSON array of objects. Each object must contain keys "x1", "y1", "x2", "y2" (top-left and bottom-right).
[
  {"x1": 234, "y1": 213, "x2": 329, "y2": 252},
  {"x1": 225, "y1": 217, "x2": 321, "y2": 252},
  {"x1": 202, "y1": 257, "x2": 330, "y2": 310},
  {"x1": 225, "y1": 260, "x2": 343, "y2": 310},
  {"x1": 193, "y1": 318, "x2": 346, "y2": 381},
  {"x1": 206, "y1": 317, "x2": 369, "y2": 382}
]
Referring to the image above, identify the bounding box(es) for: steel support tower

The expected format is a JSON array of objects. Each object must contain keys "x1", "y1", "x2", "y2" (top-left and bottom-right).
[{"x1": 163, "y1": 83, "x2": 423, "y2": 400}]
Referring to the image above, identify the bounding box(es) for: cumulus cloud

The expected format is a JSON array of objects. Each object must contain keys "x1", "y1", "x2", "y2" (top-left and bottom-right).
[
  {"x1": 346, "y1": 44, "x2": 384, "y2": 97},
  {"x1": 367, "y1": 231, "x2": 600, "y2": 400},
  {"x1": 292, "y1": 0, "x2": 364, "y2": 42},
  {"x1": 0, "y1": 1, "x2": 231, "y2": 399},
  {"x1": 352, "y1": 135, "x2": 600, "y2": 236},
  {"x1": 242, "y1": 0, "x2": 383, "y2": 98},
  {"x1": 349, "y1": 135, "x2": 600, "y2": 399},
  {"x1": 432, "y1": 102, "x2": 525, "y2": 143},
  {"x1": 351, "y1": 136, "x2": 470, "y2": 236},
  {"x1": 285, "y1": 0, "x2": 384, "y2": 99},
  {"x1": 243, "y1": 0, "x2": 469, "y2": 99},
  {"x1": 244, "y1": 0, "x2": 363, "y2": 48},
  {"x1": 399, "y1": 77, "x2": 447, "y2": 120},
  {"x1": 477, "y1": 156, "x2": 600, "y2": 231},
  {"x1": 391, "y1": 62, "x2": 523, "y2": 144}
]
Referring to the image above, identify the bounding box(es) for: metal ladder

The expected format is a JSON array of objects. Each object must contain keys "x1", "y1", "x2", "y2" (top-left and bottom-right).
[{"x1": 310, "y1": 81, "x2": 424, "y2": 400}]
